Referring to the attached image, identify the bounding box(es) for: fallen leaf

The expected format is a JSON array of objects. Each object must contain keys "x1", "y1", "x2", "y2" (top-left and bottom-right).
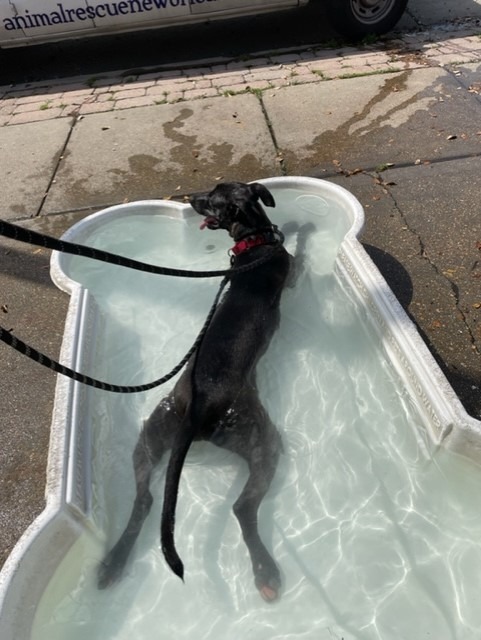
[{"x1": 374, "y1": 177, "x2": 396, "y2": 187}]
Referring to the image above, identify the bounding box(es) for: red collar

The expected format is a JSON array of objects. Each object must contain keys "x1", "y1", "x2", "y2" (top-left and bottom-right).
[{"x1": 230, "y1": 231, "x2": 277, "y2": 257}]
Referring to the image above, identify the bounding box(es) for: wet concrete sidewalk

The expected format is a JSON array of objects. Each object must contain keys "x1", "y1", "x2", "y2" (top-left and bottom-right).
[{"x1": 1, "y1": 16, "x2": 481, "y2": 569}]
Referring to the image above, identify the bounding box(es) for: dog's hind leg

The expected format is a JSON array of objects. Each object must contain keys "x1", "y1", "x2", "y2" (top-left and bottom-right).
[
  {"x1": 219, "y1": 403, "x2": 283, "y2": 602},
  {"x1": 97, "y1": 396, "x2": 178, "y2": 589}
]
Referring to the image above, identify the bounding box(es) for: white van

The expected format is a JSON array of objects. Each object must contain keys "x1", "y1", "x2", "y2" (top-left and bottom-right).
[{"x1": 0, "y1": 0, "x2": 408, "y2": 48}]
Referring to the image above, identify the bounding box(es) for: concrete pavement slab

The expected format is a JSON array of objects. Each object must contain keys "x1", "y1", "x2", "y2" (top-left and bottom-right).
[
  {"x1": 263, "y1": 67, "x2": 481, "y2": 175},
  {"x1": 0, "y1": 119, "x2": 71, "y2": 219},
  {"x1": 42, "y1": 94, "x2": 280, "y2": 214},
  {"x1": 379, "y1": 159, "x2": 481, "y2": 379},
  {"x1": 327, "y1": 157, "x2": 481, "y2": 419}
]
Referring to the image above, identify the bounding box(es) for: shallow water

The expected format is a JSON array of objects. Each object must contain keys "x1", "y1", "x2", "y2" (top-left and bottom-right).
[{"x1": 34, "y1": 190, "x2": 481, "y2": 639}]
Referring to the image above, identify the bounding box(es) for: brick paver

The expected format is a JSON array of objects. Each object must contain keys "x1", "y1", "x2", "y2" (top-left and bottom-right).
[{"x1": 1, "y1": 21, "x2": 481, "y2": 127}]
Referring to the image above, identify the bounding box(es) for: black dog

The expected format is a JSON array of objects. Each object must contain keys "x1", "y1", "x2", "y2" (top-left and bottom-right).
[{"x1": 98, "y1": 182, "x2": 291, "y2": 601}]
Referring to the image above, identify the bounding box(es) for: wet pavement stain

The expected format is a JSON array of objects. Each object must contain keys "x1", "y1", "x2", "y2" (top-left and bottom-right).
[
  {"x1": 162, "y1": 107, "x2": 195, "y2": 146},
  {"x1": 108, "y1": 154, "x2": 165, "y2": 191},
  {"x1": 42, "y1": 102, "x2": 277, "y2": 211},
  {"x1": 286, "y1": 72, "x2": 421, "y2": 172},
  {"x1": 277, "y1": 69, "x2": 480, "y2": 175},
  {"x1": 53, "y1": 152, "x2": 168, "y2": 209}
]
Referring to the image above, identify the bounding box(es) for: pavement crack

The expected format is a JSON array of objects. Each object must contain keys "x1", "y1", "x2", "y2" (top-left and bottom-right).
[
  {"x1": 34, "y1": 115, "x2": 79, "y2": 218},
  {"x1": 257, "y1": 93, "x2": 287, "y2": 176},
  {"x1": 376, "y1": 175, "x2": 480, "y2": 357}
]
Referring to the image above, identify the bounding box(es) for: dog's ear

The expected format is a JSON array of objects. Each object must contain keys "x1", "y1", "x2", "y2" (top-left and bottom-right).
[
  {"x1": 249, "y1": 183, "x2": 276, "y2": 208},
  {"x1": 190, "y1": 193, "x2": 211, "y2": 215}
]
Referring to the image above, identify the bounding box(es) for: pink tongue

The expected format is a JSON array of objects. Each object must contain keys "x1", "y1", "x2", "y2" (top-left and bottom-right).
[{"x1": 200, "y1": 216, "x2": 217, "y2": 230}]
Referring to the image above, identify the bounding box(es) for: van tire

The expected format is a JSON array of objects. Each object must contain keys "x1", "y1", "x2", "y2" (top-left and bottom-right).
[{"x1": 326, "y1": 0, "x2": 409, "y2": 39}]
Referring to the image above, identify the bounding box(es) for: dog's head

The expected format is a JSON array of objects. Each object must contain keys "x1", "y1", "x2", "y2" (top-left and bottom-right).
[{"x1": 190, "y1": 182, "x2": 276, "y2": 239}]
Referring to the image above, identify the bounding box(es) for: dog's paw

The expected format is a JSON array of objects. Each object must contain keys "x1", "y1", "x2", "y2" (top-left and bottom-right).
[
  {"x1": 257, "y1": 575, "x2": 281, "y2": 602},
  {"x1": 254, "y1": 562, "x2": 281, "y2": 602},
  {"x1": 259, "y1": 581, "x2": 280, "y2": 602}
]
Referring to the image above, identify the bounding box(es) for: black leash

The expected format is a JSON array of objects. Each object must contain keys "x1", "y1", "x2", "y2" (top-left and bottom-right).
[
  {"x1": 0, "y1": 218, "x2": 277, "y2": 278},
  {"x1": 0, "y1": 218, "x2": 281, "y2": 393},
  {"x1": 0, "y1": 277, "x2": 228, "y2": 393}
]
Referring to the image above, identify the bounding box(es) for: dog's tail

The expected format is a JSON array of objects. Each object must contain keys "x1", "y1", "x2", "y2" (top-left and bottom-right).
[{"x1": 160, "y1": 404, "x2": 197, "y2": 581}]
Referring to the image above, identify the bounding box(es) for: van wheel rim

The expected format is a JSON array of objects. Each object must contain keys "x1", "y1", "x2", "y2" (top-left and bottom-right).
[{"x1": 351, "y1": 0, "x2": 397, "y2": 25}]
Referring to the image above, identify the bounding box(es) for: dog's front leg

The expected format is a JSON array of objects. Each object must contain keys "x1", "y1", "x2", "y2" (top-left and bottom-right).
[{"x1": 281, "y1": 221, "x2": 316, "y2": 288}]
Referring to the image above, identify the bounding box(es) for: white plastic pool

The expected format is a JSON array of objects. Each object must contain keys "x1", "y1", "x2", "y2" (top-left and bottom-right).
[{"x1": 1, "y1": 177, "x2": 481, "y2": 640}]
